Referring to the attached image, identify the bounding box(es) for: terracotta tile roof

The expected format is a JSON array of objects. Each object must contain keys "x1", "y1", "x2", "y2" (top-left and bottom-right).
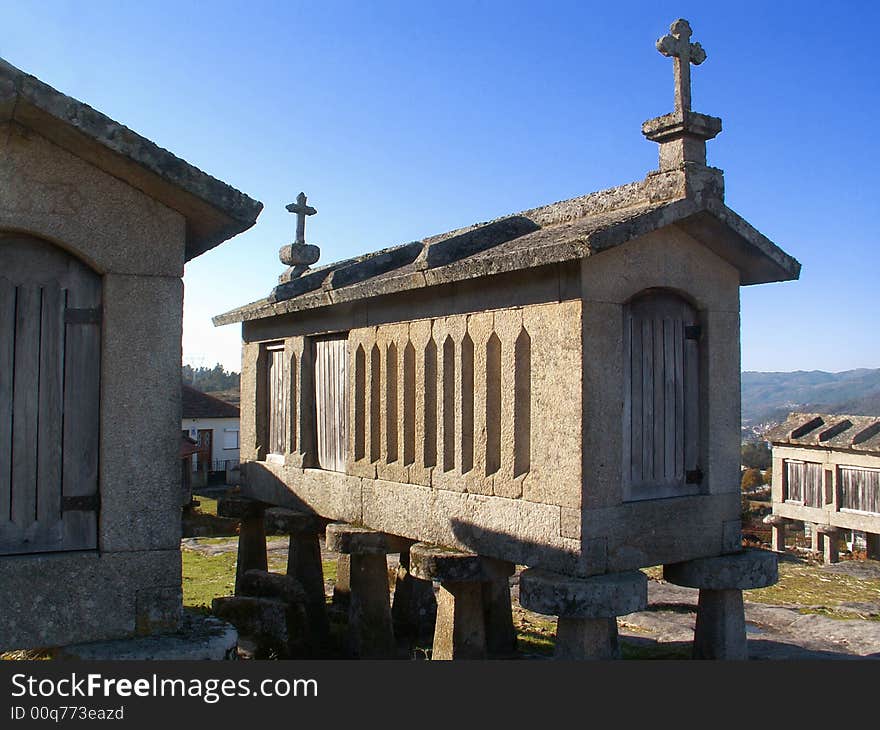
[{"x1": 182, "y1": 384, "x2": 240, "y2": 419}]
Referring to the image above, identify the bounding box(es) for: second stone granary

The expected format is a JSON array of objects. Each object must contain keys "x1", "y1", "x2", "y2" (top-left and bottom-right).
[{"x1": 215, "y1": 24, "x2": 801, "y2": 579}]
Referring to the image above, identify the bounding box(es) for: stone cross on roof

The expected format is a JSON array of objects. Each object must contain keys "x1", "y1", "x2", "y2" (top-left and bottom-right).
[
  {"x1": 286, "y1": 191, "x2": 317, "y2": 245},
  {"x1": 656, "y1": 19, "x2": 706, "y2": 114},
  {"x1": 278, "y1": 192, "x2": 320, "y2": 283}
]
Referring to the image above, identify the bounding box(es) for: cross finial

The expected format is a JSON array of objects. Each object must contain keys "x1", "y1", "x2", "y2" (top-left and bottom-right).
[
  {"x1": 285, "y1": 192, "x2": 317, "y2": 245},
  {"x1": 656, "y1": 19, "x2": 706, "y2": 114}
]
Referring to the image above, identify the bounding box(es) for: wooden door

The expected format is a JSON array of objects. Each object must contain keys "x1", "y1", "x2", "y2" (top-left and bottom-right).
[
  {"x1": 196, "y1": 429, "x2": 213, "y2": 472},
  {"x1": 265, "y1": 344, "x2": 288, "y2": 456},
  {"x1": 623, "y1": 290, "x2": 700, "y2": 501},
  {"x1": 314, "y1": 335, "x2": 349, "y2": 472},
  {"x1": 0, "y1": 235, "x2": 101, "y2": 555}
]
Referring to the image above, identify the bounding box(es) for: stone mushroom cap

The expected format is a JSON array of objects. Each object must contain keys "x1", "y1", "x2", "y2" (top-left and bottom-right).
[
  {"x1": 663, "y1": 549, "x2": 778, "y2": 590},
  {"x1": 518, "y1": 568, "x2": 648, "y2": 618}
]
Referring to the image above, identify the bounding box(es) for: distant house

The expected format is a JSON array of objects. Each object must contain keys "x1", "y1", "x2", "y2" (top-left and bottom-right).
[
  {"x1": 766, "y1": 412, "x2": 880, "y2": 561},
  {"x1": 181, "y1": 384, "x2": 241, "y2": 484}
]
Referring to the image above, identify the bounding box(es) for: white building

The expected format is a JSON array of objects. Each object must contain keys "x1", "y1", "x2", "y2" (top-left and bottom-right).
[{"x1": 181, "y1": 384, "x2": 240, "y2": 482}]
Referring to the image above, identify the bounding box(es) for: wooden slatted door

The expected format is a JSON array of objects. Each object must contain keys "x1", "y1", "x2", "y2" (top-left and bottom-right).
[
  {"x1": 265, "y1": 344, "x2": 288, "y2": 457},
  {"x1": 623, "y1": 290, "x2": 700, "y2": 501},
  {"x1": 314, "y1": 335, "x2": 349, "y2": 472},
  {"x1": 0, "y1": 236, "x2": 101, "y2": 555}
]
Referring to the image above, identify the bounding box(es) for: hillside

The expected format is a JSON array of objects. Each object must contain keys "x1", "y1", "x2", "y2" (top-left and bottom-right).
[{"x1": 742, "y1": 368, "x2": 880, "y2": 439}]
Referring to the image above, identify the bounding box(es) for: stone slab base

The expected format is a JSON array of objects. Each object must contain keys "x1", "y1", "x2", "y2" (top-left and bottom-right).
[{"x1": 55, "y1": 613, "x2": 238, "y2": 661}]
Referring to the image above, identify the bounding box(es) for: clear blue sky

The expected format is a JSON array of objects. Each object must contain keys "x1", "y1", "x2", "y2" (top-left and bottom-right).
[{"x1": 3, "y1": 1, "x2": 877, "y2": 373}]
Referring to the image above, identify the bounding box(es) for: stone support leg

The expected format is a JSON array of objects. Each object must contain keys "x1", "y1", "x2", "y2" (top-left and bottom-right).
[
  {"x1": 771, "y1": 525, "x2": 785, "y2": 552},
  {"x1": 555, "y1": 617, "x2": 620, "y2": 660},
  {"x1": 867, "y1": 533, "x2": 880, "y2": 561},
  {"x1": 481, "y1": 558, "x2": 517, "y2": 658},
  {"x1": 332, "y1": 555, "x2": 351, "y2": 609},
  {"x1": 348, "y1": 553, "x2": 395, "y2": 658},
  {"x1": 693, "y1": 589, "x2": 747, "y2": 660},
  {"x1": 391, "y1": 547, "x2": 437, "y2": 647},
  {"x1": 287, "y1": 533, "x2": 329, "y2": 644},
  {"x1": 235, "y1": 515, "x2": 267, "y2": 596},
  {"x1": 811, "y1": 525, "x2": 825, "y2": 555},
  {"x1": 822, "y1": 530, "x2": 840, "y2": 564},
  {"x1": 432, "y1": 581, "x2": 487, "y2": 660},
  {"x1": 664, "y1": 549, "x2": 778, "y2": 661}
]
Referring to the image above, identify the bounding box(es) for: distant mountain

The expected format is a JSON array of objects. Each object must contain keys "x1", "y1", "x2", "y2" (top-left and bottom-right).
[{"x1": 741, "y1": 368, "x2": 880, "y2": 440}]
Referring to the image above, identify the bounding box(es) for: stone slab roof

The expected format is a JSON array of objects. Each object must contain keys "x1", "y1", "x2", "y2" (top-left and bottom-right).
[
  {"x1": 0, "y1": 58, "x2": 262, "y2": 261},
  {"x1": 182, "y1": 385, "x2": 240, "y2": 420},
  {"x1": 213, "y1": 175, "x2": 801, "y2": 326},
  {"x1": 766, "y1": 412, "x2": 880, "y2": 455}
]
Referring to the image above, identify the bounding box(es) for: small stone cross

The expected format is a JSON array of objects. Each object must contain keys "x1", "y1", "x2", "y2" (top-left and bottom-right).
[
  {"x1": 286, "y1": 192, "x2": 317, "y2": 245},
  {"x1": 656, "y1": 19, "x2": 707, "y2": 114}
]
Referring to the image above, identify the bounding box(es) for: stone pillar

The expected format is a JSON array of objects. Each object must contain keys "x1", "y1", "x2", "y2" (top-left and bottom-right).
[
  {"x1": 391, "y1": 544, "x2": 437, "y2": 648},
  {"x1": 519, "y1": 569, "x2": 647, "y2": 661},
  {"x1": 333, "y1": 555, "x2": 351, "y2": 609},
  {"x1": 866, "y1": 533, "x2": 880, "y2": 561},
  {"x1": 325, "y1": 523, "x2": 408, "y2": 659},
  {"x1": 264, "y1": 508, "x2": 329, "y2": 647},
  {"x1": 218, "y1": 497, "x2": 268, "y2": 596},
  {"x1": 664, "y1": 549, "x2": 778, "y2": 660},
  {"x1": 481, "y1": 558, "x2": 517, "y2": 658},
  {"x1": 810, "y1": 524, "x2": 825, "y2": 555},
  {"x1": 817, "y1": 526, "x2": 840, "y2": 564},
  {"x1": 763, "y1": 514, "x2": 788, "y2": 553},
  {"x1": 410, "y1": 543, "x2": 491, "y2": 660}
]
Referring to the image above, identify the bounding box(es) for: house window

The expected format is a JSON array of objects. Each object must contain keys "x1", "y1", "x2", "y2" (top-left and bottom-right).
[
  {"x1": 838, "y1": 466, "x2": 880, "y2": 514},
  {"x1": 784, "y1": 459, "x2": 822, "y2": 507},
  {"x1": 223, "y1": 428, "x2": 239, "y2": 450},
  {"x1": 623, "y1": 289, "x2": 701, "y2": 501},
  {"x1": 265, "y1": 343, "x2": 288, "y2": 457},
  {"x1": 313, "y1": 334, "x2": 349, "y2": 472}
]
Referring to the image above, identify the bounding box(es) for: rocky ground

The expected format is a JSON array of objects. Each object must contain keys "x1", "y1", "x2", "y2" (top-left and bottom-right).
[{"x1": 181, "y1": 536, "x2": 880, "y2": 660}]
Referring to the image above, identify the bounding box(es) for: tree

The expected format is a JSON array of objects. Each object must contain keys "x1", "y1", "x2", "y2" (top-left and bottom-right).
[
  {"x1": 741, "y1": 441, "x2": 771, "y2": 470},
  {"x1": 182, "y1": 363, "x2": 240, "y2": 393},
  {"x1": 741, "y1": 467, "x2": 764, "y2": 492}
]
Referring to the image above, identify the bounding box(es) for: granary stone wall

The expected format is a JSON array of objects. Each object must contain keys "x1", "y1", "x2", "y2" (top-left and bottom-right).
[
  {"x1": 239, "y1": 297, "x2": 584, "y2": 574},
  {"x1": 0, "y1": 124, "x2": 187, "y2": 650},
  {"x1": 772, "y1": 445, "x2": 880, "y2": 535}
]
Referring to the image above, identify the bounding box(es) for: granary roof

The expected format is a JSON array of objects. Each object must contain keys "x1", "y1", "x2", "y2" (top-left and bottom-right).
[
  {"x1": 766, "y1": 413, "x2": 880, "y2": 456},
  {"x1": 182, "y1": 385, "x2": 240, "y2": 420},
  {"x1": 213, "y1": 181, "x2": 801, "y2": 326},
  {"x1": 0, "y1": 58, "x2": 263, "y2": 261}
]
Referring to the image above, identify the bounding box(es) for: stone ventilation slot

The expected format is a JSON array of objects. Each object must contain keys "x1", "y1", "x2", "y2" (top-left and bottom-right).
[
  {"x1": 354, "y1": 345, "x2": 365, "y2": 460},
  {"x1": 424, "y1": 338, "x2": 437, "y2": 468},
  {"x1": 403, "y1": 341, "x2": 416, "y2": 466},
  {"x1": 386, "y1": 342, "x2": 398, "y2": 462},
  {"x1": 485, "y1": 333, "x2": 502, "y2": 476},
  {"x1": 442, "y1": 336, "x2": 456, "y2": 472},
  {"x1": 461, "y1": 332, "x2": 475, "y2": 474},
  {"x1": 289, "y1": 351, "x2": 298, "y2": 451},
  {"x1": 370, "y1": 343, "x2": 381, "y2": 463},
  {"x1": 513, "y1": 327, "x2": 531, "y2": 478}
]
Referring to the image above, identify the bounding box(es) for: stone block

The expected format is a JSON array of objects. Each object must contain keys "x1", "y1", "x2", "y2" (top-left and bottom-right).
[
  {"x1": 212, "y1": 595, "x2": 308, "y2": 659},
  {"x1": 518, "y1": 568, "x2": 647, "y2": 618},
  {"x1": 409, "y1": 543, "x2": 485, "y2": 583},
  {"x1": 55, "y1": 613, "x2": 238, "y2": 661},
  {"x1": 692, "y1": 588, "x2": 747, "y2": 660},
  {"x1": 325, "y1": 523, "x2": 409, "y2": 555},
  {"x1": 663, "y1": 549, "x2": 777, "y2": 590},
  {"x1": 555, "y1": 617, "x2": 620, "y2": 660},
  {"x1": 99, "y1": 274, "x2": 183, "y2": 553},
  {"x1": 347, "y1": 553, "x2": 396, "y2": 658},
  {"x1": 239, "y1": 569, "x2": 307, "y2": 606},
  {"x1": 431, "y1": 582, "x2": 486, "y2": 660}
]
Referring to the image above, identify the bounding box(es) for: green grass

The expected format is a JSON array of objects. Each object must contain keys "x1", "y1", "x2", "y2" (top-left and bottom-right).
[
  {"x1": 745, "y1": 559, "x2": 880, "y2": 618},
  {"x1": 193, "y1": 497, "x2": 218, "y2": 516}
]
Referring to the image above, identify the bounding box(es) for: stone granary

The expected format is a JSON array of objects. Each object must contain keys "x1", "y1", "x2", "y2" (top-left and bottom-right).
[
  {"x1": 0, "y1": 58, "x2": 261, "y2": 651},
  {"x1": 765, "y1": 412, "x2": 880, "y2": 563},
  {"x1": 214, "y1": 20, "x2": 799, "y2": 659}
]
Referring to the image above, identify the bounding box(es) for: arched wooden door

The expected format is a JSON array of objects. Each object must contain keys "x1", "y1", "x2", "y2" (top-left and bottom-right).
[
  {"x1": 623, "y1": 289, "x2": 701, "y2": 501},
  {"x1": 0, "y1": 235, "x2": 101, "y2": 554}
]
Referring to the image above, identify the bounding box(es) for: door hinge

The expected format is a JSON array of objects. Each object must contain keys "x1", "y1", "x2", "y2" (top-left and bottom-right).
[
  {"x1": 685, "y1": 468, "x2": 703, "y2": 485},
  {"x1": 684, "y1": 325, "x2": 702, "y2": 341},
  {"x1": 65, "y1": 308, "x2": 102, "y2": 325},
  {"x1": 62, "y1": 494, "x2": 101, "y2": 512}
]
